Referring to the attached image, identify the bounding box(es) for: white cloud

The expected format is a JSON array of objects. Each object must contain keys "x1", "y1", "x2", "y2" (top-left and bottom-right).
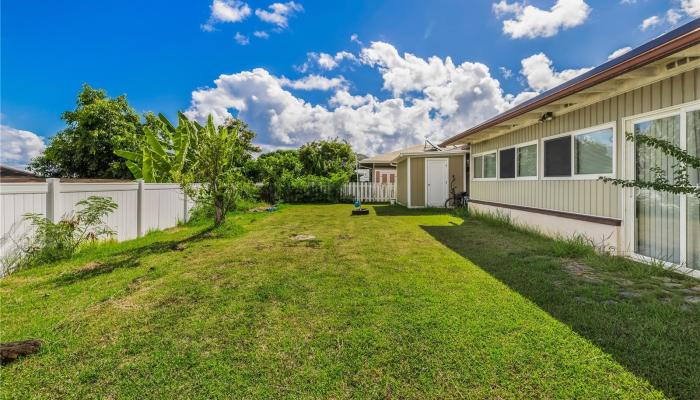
[
  {"x1": 681, "y1": 0, "x2": 700, "y2": 18},
  {"x1": 186, "y1": 42, "x2": 529, "y2": 154},
  {"x1": 520, "y1": 53, "x2": 591, "y2": 92},
  {"x1": 235, "y1": 32, "x2": 250, "y2": 45},
  {"x1": 493, "y1": 0, "x2": 591, "y2": 39},
  {"x1": 297, "y1": 51, "x2": 358, "y2": 72},
  {"x1": 255, "y1": 1, "x2": 303, "y2": 29},
  {"x1": 253, "y1": 31, "x2": 270, "y2": 39},
  {"x1": 500, "y1": 67, "x2": 513, "y2": 79},
  {"x1": 638, "y1": 1, "x2": 699, "y2": 32},
  {"x1": 492, "y1": 0, "x2": 523, "y2": 17},
  {"x1": 667, "y1": 9, "x2": 683, "y2": 24},
  {"x1": 350, "y1": 34, "x2": 363, "y2": 45},
  {"x1": 279, "y1": 75, "x2": 348, "y2": 91},
  {"x1": 640, "y1": 15, "x2": 662, "y2": 30},
  {"x1": 202, "y1": 0, "x2": 251, "y2": 31},
  {"x1": 0, "y1": 125, "x2": 45, "y2": 169},
  {"x1": 608, "y1": 46, "x2": 632, "y2": 60}
]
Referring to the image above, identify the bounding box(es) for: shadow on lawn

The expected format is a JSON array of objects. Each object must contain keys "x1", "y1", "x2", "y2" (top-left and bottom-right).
[
  {"x1": 422, "y1": 217, "x2": 700, "y2": 400},
  {"x1": 373, "y1": 205, "x2": 450, "y2": 217},
  {"x1": 49, "y1": 227, "x2": 217, "y2": 286}
]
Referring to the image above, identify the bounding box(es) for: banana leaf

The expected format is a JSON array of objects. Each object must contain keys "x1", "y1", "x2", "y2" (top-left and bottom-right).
[
  {"x1": 114, "y1": 149, "x2": 141, "y2": 162},
  {"x1": 144, "y1": 127, "x2": 167, "y2": 158},
  {"x1": 125, "y1": 160, "x2": 143, "y2": 179},
  {"x1": 142, "y1": 148, "x2": 155, "y2": 182}
]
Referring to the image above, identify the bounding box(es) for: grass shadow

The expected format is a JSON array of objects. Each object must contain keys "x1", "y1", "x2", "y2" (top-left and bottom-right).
[
  {"x1": 373, "y1": 204, "x2": 451, "y2": 217},
  {"x1": 47, "y1": 227, "x2": 217, "y2": 287},
  {"x1": 422, "y1": 217, "x2": 700, "y2": 400}
]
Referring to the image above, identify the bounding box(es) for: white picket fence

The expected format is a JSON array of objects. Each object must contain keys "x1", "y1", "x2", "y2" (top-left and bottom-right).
[
  {"x1": 0, "y1": 179, "x2": 194, "y2": 274},
  {"x1": 342, "y1": 182, "x2": 396, "y2": 203}
]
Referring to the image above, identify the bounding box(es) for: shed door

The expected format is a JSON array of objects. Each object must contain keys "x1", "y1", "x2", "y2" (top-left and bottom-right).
[{"x1": 426, "y1": 159, "x2": 448, "y2": 207}]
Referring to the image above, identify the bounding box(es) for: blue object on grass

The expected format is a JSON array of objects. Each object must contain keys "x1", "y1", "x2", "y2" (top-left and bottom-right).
[
  {"x1": 354, "y1": 200, "x2": 361, "y2": 208},
  {"x1": 266, "y1": 207, "x2": 277, "y2": 212}
]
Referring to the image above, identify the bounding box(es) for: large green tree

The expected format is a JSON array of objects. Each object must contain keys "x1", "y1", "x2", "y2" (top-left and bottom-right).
[
  {"x1": 248, "y1": 150, "x2": 303, "y2": 203},
  {"x1": 298, "y1": 139, "x2": 356, "y2": 178},
  {"x1": 29, "y1": 84, "x2": 142, "y2": 179}
]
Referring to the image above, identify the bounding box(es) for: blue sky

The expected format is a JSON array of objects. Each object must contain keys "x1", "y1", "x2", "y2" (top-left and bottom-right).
[{"x1": 2, "y1": 0, "x2": 699, "y2": 167}]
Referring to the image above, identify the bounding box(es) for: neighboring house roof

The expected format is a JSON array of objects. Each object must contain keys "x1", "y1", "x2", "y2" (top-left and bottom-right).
[
  {"x1": 441, "y1": 18, "x2": 700, "y2": 146},
  {"x1": 359, "y1": 144, "x2": 428, "y2": 165},
  {"x1": 0, "y1": 165, "x2": 38, "y2": 178},
  {"x1": 0, "y1": 165, "x2": 44, "y2": 182}
]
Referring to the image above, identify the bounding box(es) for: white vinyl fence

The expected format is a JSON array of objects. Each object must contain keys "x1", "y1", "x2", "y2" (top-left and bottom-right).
[
  {"x1": 342, "y1": 182, "x2": 396, "y2": 203},
  {"x1": 0, "y1": 179, "x2": 193, "y2": 273}
]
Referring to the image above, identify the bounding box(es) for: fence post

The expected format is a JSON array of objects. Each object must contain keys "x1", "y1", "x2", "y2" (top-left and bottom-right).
[
  {"x1": 137, "y1": 179, "x2": 145, "y2": 237},
  {"x1": 46, "y1": 178, "x2": 62, "y2": 223},
  {"x1": 183, "y1": 190, "x2": 189, "y2": 223}
]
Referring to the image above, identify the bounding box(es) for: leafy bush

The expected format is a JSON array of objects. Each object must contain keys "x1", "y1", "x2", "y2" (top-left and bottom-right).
[
  {"x1": 1, "y1": 196, "x2": 118, "y2": 274},
  {"x1": 280, "y1": 172, "x2": 350, "y2": 203}
]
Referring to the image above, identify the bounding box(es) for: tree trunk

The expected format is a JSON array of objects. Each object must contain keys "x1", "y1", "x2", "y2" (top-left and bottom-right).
[{"x1": 214, "y1": 199, "x2": 225, "y2": 225}]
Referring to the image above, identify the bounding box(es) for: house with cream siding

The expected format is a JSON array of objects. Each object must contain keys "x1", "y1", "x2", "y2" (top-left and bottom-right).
[{"x1": 440, "y1": 20, "x2": 700, "y2": 276}]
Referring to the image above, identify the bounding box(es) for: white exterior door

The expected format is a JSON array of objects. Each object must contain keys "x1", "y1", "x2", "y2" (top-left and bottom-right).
[{"x1": 426, "y1": 158, "x2": 448, "y2": 207}]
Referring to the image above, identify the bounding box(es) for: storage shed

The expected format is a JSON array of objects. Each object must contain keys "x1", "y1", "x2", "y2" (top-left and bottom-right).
[{"x1": 394, "y1": 145, "x2": 468, "y2": 208}]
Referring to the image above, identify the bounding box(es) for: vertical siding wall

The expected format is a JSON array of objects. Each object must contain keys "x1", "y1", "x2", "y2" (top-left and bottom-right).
[
  {"x1": 396, "y1": 160, "x2": 408, "y2": 205},
  {"x1": 448, "y1": 155, "x2": 466, "y2": 193},
  {"x1": 1, "y1": 181, "x2": 193, "y2": 273},
  {"x1": 410, "y1": 158, "x2": 425, "y2": 207},
  {"x1": 471, "y1": 69, "x2": 700, "y2": 218}
]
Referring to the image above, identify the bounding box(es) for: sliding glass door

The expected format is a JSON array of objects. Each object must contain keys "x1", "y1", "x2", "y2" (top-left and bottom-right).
[
  {"x1": 687, "y1": 110, "x2": 700, "y2": 270},
  {"x1": 633, "y1": 115, "x2": 681, "y2": 264},
  {"x1": 631, "y1": 104, "x2": 700, "y2": 270}
]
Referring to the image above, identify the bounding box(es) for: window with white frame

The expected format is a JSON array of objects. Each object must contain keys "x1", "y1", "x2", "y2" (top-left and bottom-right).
[
  {"x1": 517, "y1": 143, "x2": 537, "y2": 177},
  {"x1": 574, "y1": 127, "x2": 614, "y2": 175},
  {"x1": 473, "y1": 156, "x2": 483, "y2": 179},
  {"x1": 542, "y1": 124, "x2": 615, "y2": 179},
  {"x1": 499, "y1": 148, "x2": 515, "y2": 179},
  {"x1": 543, "y1": 135, "x2": 572, "y2": 177},
  {"x1": 472, "y1": 152, "x2": 497, "y2": 179},
  {"x1": 483, "y1": 152, "x2": 497, "y2": 178}
]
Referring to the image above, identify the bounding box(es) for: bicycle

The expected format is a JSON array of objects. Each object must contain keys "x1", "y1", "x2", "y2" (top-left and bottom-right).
[{"x1": 444, "y1": 175, "x2": 469, "y2": 209}]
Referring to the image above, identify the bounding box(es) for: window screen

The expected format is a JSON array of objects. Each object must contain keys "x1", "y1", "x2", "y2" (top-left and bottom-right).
[
  {"x1": 517, "y1": 144, "x2": 537, "y2": 177},
  {"x1": 574, "y1": 128, "x2": 613, "y2": 175},
  {"x1": 544, "y1": 136, "x2": 571, "y2": 177},
  {"x1": 483, "y1": 153, "x2": 497, "y2": 178},
  {"x1": 499, "y1": 148, "x2": 515, "y2": 179},
  {"x1": 473, "y1": 156, "x2": 483, "y2": 178}
]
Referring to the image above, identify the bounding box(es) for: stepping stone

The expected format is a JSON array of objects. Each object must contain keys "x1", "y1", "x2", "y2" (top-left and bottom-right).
[
  {"x1": 619, "y1": 291, "x2": 641, "y2": 299},
  {"x1": 684, "y1": 296, "x2": 700, "y2": 304},
  {"x1": 652, "y1": 276, "x2": 673, "y2": 282},
  {"x1": 613, "y1": 278, "x2": 634, "y2": 287},
  {"x1": 291, "y1": 234, "x2": 316, "y2": 241},
  {"x1": 662, "y1": 282, "x2": 684, "y2": 288},
  {"x1": 602, "y1": 300, "x2": 618, "y2": 305}
]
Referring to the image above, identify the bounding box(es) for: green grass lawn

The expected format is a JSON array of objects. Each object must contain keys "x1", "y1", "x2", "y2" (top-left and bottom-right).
[{"x1": 1, "y1": 204, "x2": 698, "y2": 399}]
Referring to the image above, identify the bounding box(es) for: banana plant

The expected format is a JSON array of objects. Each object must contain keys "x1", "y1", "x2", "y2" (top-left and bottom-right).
[{"x1": 115, "y1": 112, "x2": 196, "y2": 182}]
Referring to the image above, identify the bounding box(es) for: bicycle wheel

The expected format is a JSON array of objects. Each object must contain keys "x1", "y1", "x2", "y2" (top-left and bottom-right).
[{"x1": 444, "y1": 198, "x2": 455, "y2": 208}]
